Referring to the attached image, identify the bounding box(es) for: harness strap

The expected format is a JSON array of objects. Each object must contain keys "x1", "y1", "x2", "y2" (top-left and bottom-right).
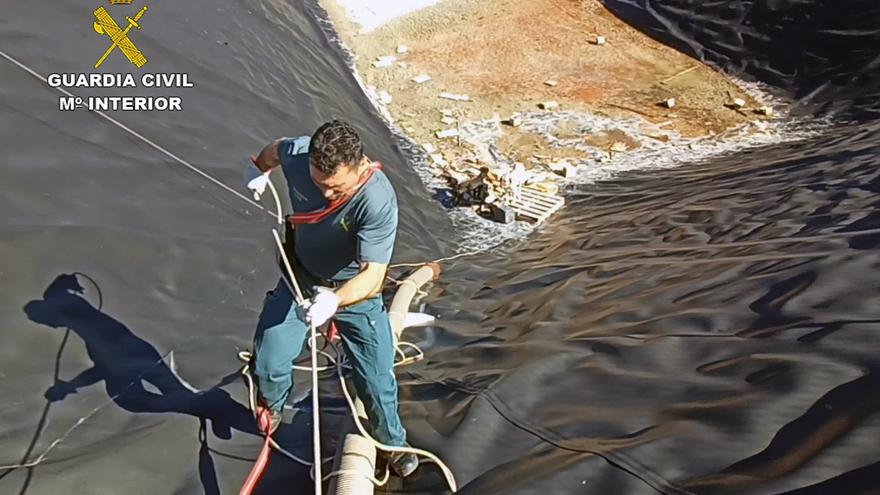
[{"x1": 287, "y1": 162, "x2": 382, "y2": 225}]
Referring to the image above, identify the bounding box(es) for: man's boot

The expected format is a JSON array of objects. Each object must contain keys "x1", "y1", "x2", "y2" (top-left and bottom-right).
[{"x1": 385, "y1": 448, "x2": 419, "y2": 478}]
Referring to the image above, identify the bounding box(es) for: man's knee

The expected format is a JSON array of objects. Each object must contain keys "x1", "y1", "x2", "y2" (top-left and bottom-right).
[{"x1": 254, "y1": 325, "x2": 300, "y2": 377}]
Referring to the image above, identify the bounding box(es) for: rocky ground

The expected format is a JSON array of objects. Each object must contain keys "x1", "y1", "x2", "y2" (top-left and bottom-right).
[{"x1": 321, "y1": 0, "x2": 774, "y2": 222}]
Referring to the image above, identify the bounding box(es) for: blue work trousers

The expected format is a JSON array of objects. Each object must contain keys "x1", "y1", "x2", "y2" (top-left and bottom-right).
[{"x1": 252, "y1": 278, "x2": 406, "y2": 446}]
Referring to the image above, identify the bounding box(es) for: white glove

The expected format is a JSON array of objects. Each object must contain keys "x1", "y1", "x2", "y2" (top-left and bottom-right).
[
  {"x1": 304, "y1": 287, "x2": 340, "y2": 327},
  {"x1": 244, "y1": 161, "x2": 270, "y2": 200}
]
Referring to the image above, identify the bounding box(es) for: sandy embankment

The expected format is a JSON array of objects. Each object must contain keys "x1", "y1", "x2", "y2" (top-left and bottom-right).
[{"x1": 320, "y1": 0, "x2": 773, "y2": 215}]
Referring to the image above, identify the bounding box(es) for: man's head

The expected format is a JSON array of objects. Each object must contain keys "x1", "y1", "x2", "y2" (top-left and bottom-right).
[{"x1": 309, "y1": 120, "x2": 370, "y2": 201}]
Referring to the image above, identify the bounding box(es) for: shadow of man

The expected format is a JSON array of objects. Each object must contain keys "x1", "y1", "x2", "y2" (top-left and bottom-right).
[{"x1": 23, "y1": 273, "x2": 256, "y2": 439}]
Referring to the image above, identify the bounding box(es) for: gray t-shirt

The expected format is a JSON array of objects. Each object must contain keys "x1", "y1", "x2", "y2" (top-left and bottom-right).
[{"x1": 278, "y1": 136, "x2": 398, "y2": 282}]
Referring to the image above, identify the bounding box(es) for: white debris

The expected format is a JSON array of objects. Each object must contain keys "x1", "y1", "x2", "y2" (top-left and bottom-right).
[
  {"x1": 595, "y1": 36, "x2": 606, "y2": 45},
  {"x1": 412, "y1": 74, "x2": 432, "y2": 84},
  {"x1": 436, "y1": 128, "x2": 459, "y2": 139},
  {"x1": 372, "y1": 55, "x2": 396, "y2": 68},
  {"x1": 733, "y1": 98, "x2": 746, "y2": 108},
  {"x1": 610, "y1": 141, "x2": 628, "y2": 153},
  {"x1": 440, "y1": 116, "x2": 456, "y2": 125},
  {"x1": 758, "y1": 105, "x2": 774, "y2": 117},
  {"x1": 439, "y1": 92, "x2": 471, "y2": 102},
  {"x1": 664, "y1": 97, "x2": 676, "y2": 108},
  {"x1": 333, "y1": 0, "x2": 443, "y2": 33},
  {"x1": 549, "y1": 160, "x2": 576, "y2": 177},
  {"x1": 506, "y1": 114, "x2": 522, "y2": 127},
  {"x1": 396, "y1": 45, "x2": 409, "y2": 54},
  {"x1": 430, "y1": 153, "x2": 447, "y2": 166},
  {"x1": 538, "y1": 100, "x2": 559, "y2": 110},
  {"x1": 544, "y1": 79, "x2": 558, "y2": 87},
  {"x1": 440, "y1": 108, "x2": 454, "y2": 117},
  {"x1": 378, "y1": 90, "x2": 392, "y2": 104},
  {"x1": 422, "y1": 143, "x2": 437, "y2": 154},
  {"x1": 506, "y1": 162, "x2": 530, "y2": 200}
]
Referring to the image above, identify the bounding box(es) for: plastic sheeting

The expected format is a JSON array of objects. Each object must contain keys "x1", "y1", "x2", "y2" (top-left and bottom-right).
[{"x1": 1, "y1": 1, "x2": 879, "y2": 494}]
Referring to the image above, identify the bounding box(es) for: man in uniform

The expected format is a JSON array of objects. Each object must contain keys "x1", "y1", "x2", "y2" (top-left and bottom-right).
[{"x1": 245, "y1": 119, "x2": 418, "y2": 477}]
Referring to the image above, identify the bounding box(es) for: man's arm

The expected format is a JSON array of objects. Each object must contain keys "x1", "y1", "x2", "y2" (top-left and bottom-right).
[
  {"x1": 334, "y1": 262, "x2": 387, "y2": 307},
  {"x1": 253, "y1": 138, "x2": 285, "y2": 172}
]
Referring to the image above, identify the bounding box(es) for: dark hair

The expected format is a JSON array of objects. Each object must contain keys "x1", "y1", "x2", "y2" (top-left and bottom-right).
[{"x1": 308, "y1": 120, "x2": 364, "y2": 175}]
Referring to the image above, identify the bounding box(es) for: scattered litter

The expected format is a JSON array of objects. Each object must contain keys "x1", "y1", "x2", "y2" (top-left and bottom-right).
[
  {"x1": 757, "y1": 106, "x2": 773, "y2": 117},
  {"x1": 422, "y1": 143, "x2": 437, "y2": 154},
  {"x1": 503, "y1": 114, "x2": 523, "y2": 127},
  {"x1": 439, "y1": 92, "x2": 471, "y2": 102},
  {"x1": 412, "y1": 74, "x2": 432, "y2": 84},
  {"x1": 594, "y1": 35, "x2": 606, "y2": 45},
  {"x1": 663, "y1": 97, "x2": 676, "y2": 108},
  {"x1": 733, "y1": 98, "x2": 746, "y2": 108},
  {"x1": 372, "y1": 55, "x2": 396, "y2": 68},
  {"x1": 440, "y1": 116, "x2": 457, "y2": 125},
  {"x1": 489, "y1": 203, "x2": 516, "y2": 224},
  {"x1": 444, "y1": 162, "x2": 565, "y2": 225},
  {"x1": 436, "y1": 128, "x2": 459, "y2": 139},
  {"x1": 548, "y1": 160, "x2": 576, "y2": 177},
  {"x1": 378, "y1": 90, "x2": 392, "y2": 104},
  {"x1": 529, "y1": 181, "x2": 560, "y2": 195},
  {"x1": 538, "y1": 100, "x2": 559, "y2": 110},
  {"x1": 430, "y1": 153, "x2": 447, "y2": 166},
  {"x1": 610, "y1": 141, "x2": 628, "y2": 153},
  {"x1": 396, "y1": 45, "x2": 409, "y2": 54},
  {"x1": 440, "y1": 108, "x2": 454, "y2": 117},
  {"x1": 544, "y1": 79, "x2": 558, "y2": 87}
]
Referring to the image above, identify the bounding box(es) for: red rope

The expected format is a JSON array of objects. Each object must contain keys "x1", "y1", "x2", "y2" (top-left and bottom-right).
[
  {"x1": 238, "y1": 408, "x2": 274, "y2": 495},
  {"x1": 286, "y1": 162, "x2": 382, "y2": 225},
  {"x1": 239, "y1": 155, "x2": 358, "y2": 494},
  {"x1": 249, "y1": 154, "x2": 381, "y2": 226},
  {"x1": 326, "y1": 319, "x2": 339, "y2": 343}
]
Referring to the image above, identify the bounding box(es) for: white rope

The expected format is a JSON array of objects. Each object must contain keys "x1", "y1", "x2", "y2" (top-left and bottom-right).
[
  {"x1": 330, "y1": 339, "x2": 458, "y2": 492},
  {"x1": 237, "y1": 335, "x2": 452, "y2": 492},
  {"x1": 389, "y1": 248, "x2": 484, "y2": 269},
  {"x1": 265, "y1": 186, "x2": 324, "y2": 494}
]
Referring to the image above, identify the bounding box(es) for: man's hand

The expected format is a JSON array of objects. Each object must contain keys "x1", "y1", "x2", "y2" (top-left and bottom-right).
[
  {"x1": 45, "y1": 380, "x2": 77, "y2": 402},
  {"x1": 244, "y1": 159, "x2": 271, "y2": 200},
  {"x1": 304, "y1": 287, "x2": 340, "y2": 327}
]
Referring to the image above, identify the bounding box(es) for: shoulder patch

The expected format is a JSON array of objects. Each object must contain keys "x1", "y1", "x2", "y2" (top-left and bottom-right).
[{"x1": 285, "y1": 136, "x2": 311, "y2": 156}]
